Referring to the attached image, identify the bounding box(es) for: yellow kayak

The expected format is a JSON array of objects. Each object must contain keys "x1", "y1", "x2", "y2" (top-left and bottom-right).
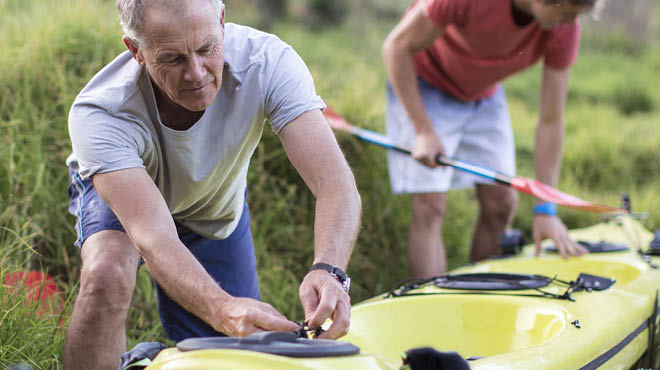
[
  {"x1": 145, "y1": 214, "x2": 660, "y2": 369},
  {"x1": 346, "y1": 214, "x2": 660, "y2": 369}
]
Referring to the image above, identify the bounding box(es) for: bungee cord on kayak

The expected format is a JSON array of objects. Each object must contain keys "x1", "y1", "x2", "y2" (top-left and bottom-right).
[{"x1": 385, "y1": 271, "x2": 615, "y2": 302}]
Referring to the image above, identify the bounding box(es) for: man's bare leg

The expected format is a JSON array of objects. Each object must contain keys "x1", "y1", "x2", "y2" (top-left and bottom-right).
[
  {"x1": 408, "y1": 192, "x2": 448, "y2": 279},
  {"x1": 64, "y1": 230, "x2": 141, "y2": 370},
  {"x1": 471, "y1": 184, "x2": 517, "y2": 262},
  {"x1": 504, "y1": 188, "x2": 518, "y2": 231}
]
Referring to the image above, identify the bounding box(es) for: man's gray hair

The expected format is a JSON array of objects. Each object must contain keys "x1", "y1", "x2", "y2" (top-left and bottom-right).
[{"x1": 116, "y1": 0, "x2": 224, "y2": 48}]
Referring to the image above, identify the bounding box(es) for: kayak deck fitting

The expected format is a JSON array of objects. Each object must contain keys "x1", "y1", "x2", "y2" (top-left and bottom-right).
[{"x1": 143, "y1": 214, "x2": 660, "y2": 370}]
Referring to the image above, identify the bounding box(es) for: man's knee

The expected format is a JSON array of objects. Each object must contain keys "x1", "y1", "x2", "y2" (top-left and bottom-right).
[
  {"x1": 412, "y1": 193, "x2": 447, "y2": 221},
  {"x1": 478, "y1": 187, "x2": 516, "y2": 221},
  {"x1": 79, "y1": 261, "x2": 136, "y2": 309},
  {"x1": 78, "y1": 232, "x2": 139, "y2": 312}
]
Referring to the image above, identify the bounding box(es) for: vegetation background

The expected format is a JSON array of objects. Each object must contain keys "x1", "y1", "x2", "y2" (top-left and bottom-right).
[{"x1": 1, "y1": 0, "x2": 659, "y2": 368}]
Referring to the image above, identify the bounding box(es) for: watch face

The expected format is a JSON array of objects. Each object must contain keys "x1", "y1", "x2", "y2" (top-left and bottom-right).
[{"x1": 343, "y1": 277, "x2": 351, "y2": 293}]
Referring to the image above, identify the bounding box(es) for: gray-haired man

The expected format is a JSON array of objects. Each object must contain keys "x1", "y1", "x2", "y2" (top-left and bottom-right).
[{"x1": 63, "y1": 1, "x2": 360, "y2": 369}]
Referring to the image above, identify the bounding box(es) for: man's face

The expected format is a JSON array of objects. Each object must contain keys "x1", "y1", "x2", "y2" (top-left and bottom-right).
[
  {"x1": 132, "y1": 0, "x2": 225, "y2": 112},
  {"x1": 531, "y1": 0, "x2": 593, "y2": 29}
]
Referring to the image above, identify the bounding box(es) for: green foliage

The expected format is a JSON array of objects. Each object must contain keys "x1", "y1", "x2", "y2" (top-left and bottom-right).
[
  {"x1": 612, "y1": 84, "x2": 655, "y2": 115},
  {"x1": 0, "y1": 232, "x2": 73, "y2": 369},
  {"x1": 304, "y1": 0, "x2": 349, "y2": 29},
  {"x1": 2, "y1": 0, "x2": 660, "y2": 368},
  {"x1": 580, "y1": 26, "x2": 648, "y2": 56},
  {"x1": 505, "y1": 46, "x2": 660, "y2": 117},
  {"x1": 0, "y1": 282, "x2": 68, "y2": 370}
]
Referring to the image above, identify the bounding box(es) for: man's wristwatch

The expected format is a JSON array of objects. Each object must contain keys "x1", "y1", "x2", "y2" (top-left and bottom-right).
[{"x1": 309, "y1": 263, "x2": 351, "y2": 293}]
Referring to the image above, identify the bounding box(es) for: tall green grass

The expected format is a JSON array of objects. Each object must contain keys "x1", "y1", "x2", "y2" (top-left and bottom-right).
[{"x1": 2, "y1": 0, "x2": 660, "y2": 368}]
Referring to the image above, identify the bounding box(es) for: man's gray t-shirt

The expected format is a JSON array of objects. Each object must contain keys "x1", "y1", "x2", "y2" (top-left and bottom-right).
[{"x1": 67, "y1": 23, "x2": 325, "y2": 239}]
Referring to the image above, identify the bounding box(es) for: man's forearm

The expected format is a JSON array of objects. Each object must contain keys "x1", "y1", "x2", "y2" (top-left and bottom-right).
[
  {"x1": 534, "y1": 65, "x2": 571, "y2": 189},
  {"x1": 311, "y1": 178, "x2": 361, "y2": 270},
  {"x1": 383, "y1": 44, "x2": 435, "y2": 135},
  {"x1": 93, "y1": 168, "x2": 234, "y2": 332},
  {"x1": 136, "y1": 234, "x2": 231, "y2": 329},
  {"x1": 534, "y1": 118, "x2": 564, "y2": 188},
  {"x1": 382, "y1": 2, "x2": 442, "y2": 136}
]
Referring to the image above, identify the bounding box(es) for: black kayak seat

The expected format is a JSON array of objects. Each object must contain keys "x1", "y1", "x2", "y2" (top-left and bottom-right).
[
  {"x1": 176, "y1": 331, "x2": 360, "y2": 358},
  {"x1": 402, "y1": 347, "x2": 471, "y2": 370},
  {"x1": 499, "y1": 229, "x2": 525, "y2": 256}
]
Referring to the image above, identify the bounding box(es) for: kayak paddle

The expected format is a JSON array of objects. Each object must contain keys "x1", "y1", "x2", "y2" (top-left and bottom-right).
[{"x1": 324, "y1": 107, "x2": 623, "y2": 214}]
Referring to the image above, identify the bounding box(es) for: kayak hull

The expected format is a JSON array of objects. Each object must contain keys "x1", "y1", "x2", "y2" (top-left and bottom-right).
[
  {"x1": 145, "y1": 215, "x2": 660, "y2": 369},
  {"x1": 146, "y1": 348, "x2": 394, "y2": 370}
]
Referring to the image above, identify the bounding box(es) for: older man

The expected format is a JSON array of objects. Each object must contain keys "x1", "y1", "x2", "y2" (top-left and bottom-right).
[
  {"x1": 383, "y1": 0, "x2": 595, "y2": 279},
  {"x1": 63, "y1": 0, "x2": 361, "y2": 369}
]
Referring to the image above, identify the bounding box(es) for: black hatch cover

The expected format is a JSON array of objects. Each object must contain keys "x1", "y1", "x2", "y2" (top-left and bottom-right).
[
  {"x1": 176, "y1": 331, "x2": 360, "y2": 358},
  {"x1": 433, "y1": 273, "x2": 551, "y2": 290}
]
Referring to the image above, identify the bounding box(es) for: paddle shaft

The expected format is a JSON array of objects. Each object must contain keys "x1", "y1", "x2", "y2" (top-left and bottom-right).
[{"x1": 349, "y1": 126, "x2": 514, "y2": 187}]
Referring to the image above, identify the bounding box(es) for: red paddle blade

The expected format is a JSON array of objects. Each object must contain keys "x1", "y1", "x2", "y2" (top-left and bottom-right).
[
  {"x1": 324, "y1": 106, "x2": 357, "y2": 133},
  {"x1": 511, "y1": 177, "x2": 624, "y2": 213}
]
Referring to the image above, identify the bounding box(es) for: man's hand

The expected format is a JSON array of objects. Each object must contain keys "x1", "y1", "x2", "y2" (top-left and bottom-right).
[
  {"x1": 216, "y1": 297, "x2": 299, "y2": 337},
  {"x1": 299, "y1": 270, "x2": 351, "y2": 339},
  {"x1": 533, "y1": 215, "x2": 588, "y2": 258},
  {"x1": 412, "y1": 130, "x2": 446, "y2": 168}
]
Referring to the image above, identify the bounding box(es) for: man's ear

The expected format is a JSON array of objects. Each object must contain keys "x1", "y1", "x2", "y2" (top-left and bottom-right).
[
  {"x1": 123, "y1": 36, "x2": 145, "y2": 65},
  {"x1": 220, "y1": 6, "x2": 225, "y2": 38}
]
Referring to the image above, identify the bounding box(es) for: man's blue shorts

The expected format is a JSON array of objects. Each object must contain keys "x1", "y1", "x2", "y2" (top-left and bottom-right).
[{"x1": 67, "y1": 168, "x2": 260, "y2": 342}]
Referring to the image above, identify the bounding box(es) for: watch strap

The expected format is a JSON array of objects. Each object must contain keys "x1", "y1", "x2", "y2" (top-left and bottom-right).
[
  {"x1": 309, "y1": 263, "x2": 347, "y2": 280},
  {"x1": 309, "y1": 263, "x2": 350, "y2": 293}
]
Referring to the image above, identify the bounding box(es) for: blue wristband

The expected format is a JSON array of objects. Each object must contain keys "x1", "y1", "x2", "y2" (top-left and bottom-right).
[{"x1": 534, "y1": 202, "x2": 557, "y2": 216}]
